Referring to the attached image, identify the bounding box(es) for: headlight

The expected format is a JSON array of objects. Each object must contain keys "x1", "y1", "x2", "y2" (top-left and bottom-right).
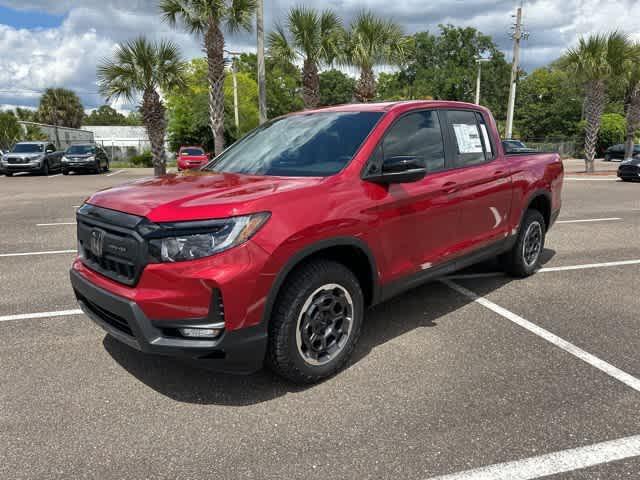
[
  {"x1": 86, "y1": 155, "x2": 95, "y2": 162},
  {"x1": 147, "y1": 212, "x2": 270, "y2": 262},
  {"x1": 62, "y1": 156, "x2": 69, "y2": 163}
]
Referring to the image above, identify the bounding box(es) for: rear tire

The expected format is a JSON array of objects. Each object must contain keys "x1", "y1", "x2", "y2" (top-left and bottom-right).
[
  {"x1": 501, "y1": 209, "x2": 546, "y2": 278},
  {"x1": 5, "y1": 172, "x2": 13, "y2": 177},
  {"x1": 266, "y1": 260, "x2": 364, "y2": 384}
]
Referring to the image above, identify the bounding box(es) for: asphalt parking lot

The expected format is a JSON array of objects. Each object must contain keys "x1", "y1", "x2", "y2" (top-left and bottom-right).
[{"x1": 1, "y1": 166, "x2": 639, "y2": 479}]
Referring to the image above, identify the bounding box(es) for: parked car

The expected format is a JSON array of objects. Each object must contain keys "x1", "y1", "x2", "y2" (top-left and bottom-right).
[
  {"x1": 70, "y1": 101, "x2": 563, "y2": 383},
  {"x1": 61, "y1": 143, "x2": 110, "y2": 175},
  {"x1": 2, "y1": 142, "x2": 62, "y2": 176},
  {"x1": 502, "y1": 139, "x2": 537, "y2": 154},
  {"x1": 617, "y1": 157, "x2": 640, "y2": 181},
  {"x1": 604, "y1": 143, "x2": 640, "y2": 161},
  {"x1": 177, "y1": 146, "x2": 210, "y2": 170}
]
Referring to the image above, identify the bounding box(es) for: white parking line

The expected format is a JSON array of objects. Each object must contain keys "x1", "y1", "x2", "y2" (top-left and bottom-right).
[
  {"x1": 36, "y1": 222, "x2": 77, "y2": 226},
  {"x1": 445, "y1": 258, "x2": 640, "y2": 280},
  {"x1": 106, "y1": 169, "x2": 125, "y2": 177},
  {"x1": 556, "y1": 217, "x2": 621, "y2": 224},
  {"x1": 48, "y1": 173, "x2": 62, "y2": 178},
  {"x1": 0, "y1": 249, "x2": 76, "y2": 258},
  {"x1": 0, "y1": 309, "x2": 83, "y2": 323},
  {"x1": 442, "y1": 279, "x2": 640, "y2": 392},
  {"x1": 426, "y1": 434, "x2": 640, "y2": 480},
  {"x1": 564, "y1": 176, "x2": 618, "y2": 181}
]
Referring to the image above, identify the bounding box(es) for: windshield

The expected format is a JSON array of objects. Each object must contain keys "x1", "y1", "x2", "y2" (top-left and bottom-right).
[
  {"x1": 181, "y1": 148, "x2": 205, "y2": 156},
  {"x1": 12, "y1": 144, "x2": 43, "y2": 153},
  {"x1": 66, "y1": 145, "x2": 96, "y2": 155},
  {"x1": 204, "y1": 111, "x2": 383, "y2": 177}
]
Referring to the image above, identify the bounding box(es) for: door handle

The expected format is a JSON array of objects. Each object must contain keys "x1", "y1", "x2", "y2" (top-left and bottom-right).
[
  {"x1": 442, "y1": 181, "x2": 458, "y2": 194},
  {"x1": 493, "y1": 170, "x2": 505, "y2": 176}
]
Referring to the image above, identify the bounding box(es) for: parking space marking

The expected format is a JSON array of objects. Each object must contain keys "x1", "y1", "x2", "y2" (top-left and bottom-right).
[
  {"x1": 0, "y1": 249, "x2": 76, "y2": 258},
  {"x1": 442, "y1": 279, "x2": 640, "y2": 392},
  {"x1": 36, "y1": 222, "x2": 77, "y2": 226},
  {"x1": 48, "y1": 174, "x2": 62, "y2": 178},
  {"x1": 564, "y1": 177, "x2": 618, "y2": 181},
  {"x1": 106, "y1": 169, "x2": 125, "y2": 177},
  {"x1": 0, "y1": 309, "x2": 83, "y2": 323},
  {"x1": 446, "y1": 258, "x2": 640, "y2": 280},
  {"x1": 556, "y1": 217, "x2": 622, "y2": 224},
  {"x1": 426, "y1": 434, "x2": 640, "y2": 480}
]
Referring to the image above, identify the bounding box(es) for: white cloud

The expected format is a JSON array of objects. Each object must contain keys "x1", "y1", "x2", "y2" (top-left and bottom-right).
[{"x1": 1, "y1": 0, "x2": 639, "y2": 111}]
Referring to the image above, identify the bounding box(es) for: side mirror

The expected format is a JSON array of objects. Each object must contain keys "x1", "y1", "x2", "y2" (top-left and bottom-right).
[{"x1": 367, "y1": 155, "x2": 426, "y2": 184}]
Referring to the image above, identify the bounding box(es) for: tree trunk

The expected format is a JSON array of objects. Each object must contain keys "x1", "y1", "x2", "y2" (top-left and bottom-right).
[
  {"x1": 205, "y1": 21, "x2": 226, "y2": 156},
  {"x1": 142, "y1": 89, "x2": 167, "y2": 177},
  {"x1": 583, "y1": 79, "x2": 605, "y2": 173},
  {"x1": 302, "y1": 59, "x2": 320, "y2": 109},
  {"x1": 355, "y1": 66, "x2": 376, "y2": 103},
  {"x1": 624, "y1": 82, "x2": 640, "y2": 160}
]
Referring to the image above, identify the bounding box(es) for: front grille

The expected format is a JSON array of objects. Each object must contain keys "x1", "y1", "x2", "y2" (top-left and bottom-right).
[
  {"x1": 7, "y1": 157, "x2": 27, "y2": 164},
  {"x1": 77, "y1": 204, "x2": 147, "y2": 286},
  {"x1": 619, "y1": 165, "x2": 638, "y2": 173},
  {"x1": 78, "y1": 293, "x2": 133, "y2": 336}
]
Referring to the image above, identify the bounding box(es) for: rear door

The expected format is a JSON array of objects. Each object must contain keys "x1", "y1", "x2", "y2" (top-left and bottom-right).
[
  {"x1": 442, "y1": 109, "x2": 513, "y2": 255},
  {"x1": 364, "y1": 109, "x2": 462, "y2": 283}
]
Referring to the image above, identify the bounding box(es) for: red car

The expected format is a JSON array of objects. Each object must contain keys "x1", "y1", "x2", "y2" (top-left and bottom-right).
[
  {"x1": 177, "y1": 146, "x2": 209, "y2": 170},
  {"x1": 70, "y1": 101, "x2": 563, "y2": 383}
]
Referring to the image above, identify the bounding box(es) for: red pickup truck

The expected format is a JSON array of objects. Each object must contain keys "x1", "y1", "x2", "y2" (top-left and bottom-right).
[{"x1": 70, "y1": 101, "x2": 563, "y2": 383}]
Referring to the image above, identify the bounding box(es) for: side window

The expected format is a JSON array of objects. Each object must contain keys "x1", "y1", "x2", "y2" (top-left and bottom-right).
[
  {"x1": 382, "y1": 110, "x2": 445, "y2": 173},
  {"x1": 475, "y1": 112, "x2": 494, "y2": 160},
  {"x1": 445, "y1": 110, "x2": 486, "y2": 167}
]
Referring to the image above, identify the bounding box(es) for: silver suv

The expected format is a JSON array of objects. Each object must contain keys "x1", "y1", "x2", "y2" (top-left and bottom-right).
[{"x1": 2, "y1": 142, "x2": 62, "y2": 176}]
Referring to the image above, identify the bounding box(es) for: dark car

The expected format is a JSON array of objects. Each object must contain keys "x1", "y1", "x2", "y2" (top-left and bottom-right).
[
  {"x1": 617, "y1": 158, "x2": 640, "y2": 181},
  {"x1": 1, "y1": 142, "x2": 62, "y2": 176},
  {"x1": 604, "y1": 143, "x2": 640, "y2": 161},
  {"x1": 502, "y1": 139, "x2": 537, "y2": 154},
  {"x1": 62, "y1": 144, "x2": 110, "y2": 175}
]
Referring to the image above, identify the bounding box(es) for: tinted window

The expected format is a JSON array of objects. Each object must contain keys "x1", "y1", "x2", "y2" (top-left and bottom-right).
[
  {"x1": 181, "y1": 148, "x2": 205, "y2": 156},
  {"x1": 382, "y1": 111, "x2": 445, "y2": 173},
  {"x1": 12, "y1": 144, "x2": 43, "y2": 153},
  {"x1": 206, "y1": 112, "x2": 382, "y2": 177},
  {"x1": 445, "y1": 110, "x2": 486, "y2": 167},
  {"x1": 66, "y1": 145, "x2": 96, "y2": 155}
]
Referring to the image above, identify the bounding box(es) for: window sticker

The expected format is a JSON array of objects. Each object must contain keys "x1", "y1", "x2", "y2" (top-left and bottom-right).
[
  {"x1": 480, "y1": 124, "x2": 492, "y2": 155},
  {"x1": 452, "y1": 123, "x2": 483, "y2": 154}
]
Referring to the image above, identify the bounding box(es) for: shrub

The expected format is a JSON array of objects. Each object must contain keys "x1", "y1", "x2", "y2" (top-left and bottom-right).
[
  {"x1": 129, "y1": 150, "x2": 153, "y2": 167},
  {"x1": 597, "y1": 113, "x2": 626, "y2": 154}
]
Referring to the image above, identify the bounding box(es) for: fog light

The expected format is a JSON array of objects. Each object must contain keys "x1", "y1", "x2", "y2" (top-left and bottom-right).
[{"x1": 179, "y1": 327, "x2": 222, "y2": 338}]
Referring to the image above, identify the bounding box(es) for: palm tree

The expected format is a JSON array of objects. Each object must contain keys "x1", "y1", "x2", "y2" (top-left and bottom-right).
[
  {"x1": 342, "y1": 11, "x2": 409, "y2": 103},
  {"x1": 562, "y1": 32, "x2": 636, "y2": 172},
  {"x1": 97, "y1": 37, "x2": 186, "y2": 176},
  {"x1": 161, "y1": 0, "x2": 257, "y2": 156},
  {"x1": 268, "y1": 6, "x2": 342, "y2": 109},
  {"x1": 37, "y1": 88, "x2": 85, "y2": 147},
  {"x1": 623, "y1": 44, "x2": 640, "y2": 160}
]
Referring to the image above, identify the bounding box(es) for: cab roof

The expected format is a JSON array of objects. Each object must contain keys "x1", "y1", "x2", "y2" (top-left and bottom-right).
[{"x1": 301, "y1": 100, "x2": 487, "y2": 114}]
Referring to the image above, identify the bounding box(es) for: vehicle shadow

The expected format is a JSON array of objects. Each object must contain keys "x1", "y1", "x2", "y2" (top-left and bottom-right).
[{"x1": 104, "y1": 248, "x2": 556, "y2": 406}]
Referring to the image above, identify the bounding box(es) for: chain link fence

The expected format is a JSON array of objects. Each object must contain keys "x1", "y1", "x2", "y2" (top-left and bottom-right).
[{"x1": 523, "y1": 137, "x2": 581, "y2": 158}]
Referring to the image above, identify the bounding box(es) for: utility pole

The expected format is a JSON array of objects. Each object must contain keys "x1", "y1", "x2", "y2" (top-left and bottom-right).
[
  {"x1": 224, "y1": 50, "x2": 241, "y2": 136},
  {"x1": 505, "y1": 6, "x2": 528, "y2": 139},
  {"x1": 256, "y1": 0, "x2": 267, "y2": 124},
  {"x1": 475, "y1": 57, "x2": 490, "y2": 105}
]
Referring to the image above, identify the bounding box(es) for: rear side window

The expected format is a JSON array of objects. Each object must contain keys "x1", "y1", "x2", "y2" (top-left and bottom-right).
[
  {"x1": 382, "y1": 110, "x2": 445, "y2": 173},
  {"x1": 445, "y1": 110, "x2": 487, "y2": 167}
]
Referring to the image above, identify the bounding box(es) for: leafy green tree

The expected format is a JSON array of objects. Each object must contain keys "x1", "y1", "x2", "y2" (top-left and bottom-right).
[
  {"x1": 37, "y1": 88, "x2": 85, "y2": 129},
  {"x1": 402, "y1": 26, "x2": 510, "y2": 118},
  {"x1": 97, "y1": 37, "x2": 187, "y2": 176},
  {"x1": 235, "y1": 53, "x2": 303, "y2": 118},
  {"x1": 376, "y1": 71, "x2": 415, "y2": 101},
  {"x1": 84, "y1": 105, "x2": 134, "y2": 126},
  {"x1": 268, "y1": 6, "x2": 342, "y2": 108},
  {"x1": 342, "y1": 11, "x2": 408, "y2": 102},
  {"x1": 561, "y1": 32, "x2": 637, "y2": 171},
  {"x1": 14, "y1": 107, "x2": 38, "y2": 122},
  {"x1": 597, "y1": 113, "x2": 626, "y2": 153},
  {"x1": 166, "y1": 58, "x2": 259, "y2": 153},
  {"x1": 319, "y1": 69, "x2": 355, "y2": 105},
  {"x1": 514, "y1": 67, "x2": 583, "y2": 140},
  {"x1": 161, "y1": 0, "x2": 257, "y2": 156},
  {"x1": 623, "y1": 44, "x2": 640, "y2": 159},
  {"x1": 0, "y1": 111, "x2": 21, "y2": 151}
]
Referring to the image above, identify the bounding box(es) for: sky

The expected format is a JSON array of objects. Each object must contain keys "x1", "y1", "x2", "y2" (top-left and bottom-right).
[{"x1": 0, "y1": 0, "x2": 638, "y2": 112}]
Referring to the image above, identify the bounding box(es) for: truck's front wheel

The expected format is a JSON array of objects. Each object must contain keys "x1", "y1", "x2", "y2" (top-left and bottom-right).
[
  {"x1": 501, "y1": 209, "x2": 546, "y2": 277},
  {"x1": 267, "y1": 260, "x2": 364, "y2": 384}
]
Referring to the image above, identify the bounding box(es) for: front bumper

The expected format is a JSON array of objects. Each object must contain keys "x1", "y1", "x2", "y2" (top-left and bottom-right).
[
  {"x1": 3, "y1": 162, "x2": 42, "y2": 173},
  {"x1": 63, "y1": 161, "x2": 96, "y2": 171},
  {"x1": 70, "y1": 268, "x2": 267, "y2": 373},
  {"x1": 618, "y1": 166, "x2": 640, "y2": 180}
]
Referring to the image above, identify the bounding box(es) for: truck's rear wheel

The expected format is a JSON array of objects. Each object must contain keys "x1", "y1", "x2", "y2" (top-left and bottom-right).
[
  {"x1": 501, "y1": 209, "x2": 546, "y2": 277},
  {"x1": 267, "y1": 260, "x2": 364, "y2": 384}
]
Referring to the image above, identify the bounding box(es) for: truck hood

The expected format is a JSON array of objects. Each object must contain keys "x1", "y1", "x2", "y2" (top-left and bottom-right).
[{"x1": 86, "y1": 171, "x2": 324, "y2": 222}]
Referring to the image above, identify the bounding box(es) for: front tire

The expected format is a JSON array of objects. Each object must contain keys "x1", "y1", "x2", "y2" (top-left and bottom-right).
[
  {"x1": 5, "y1": 172, "x2": 13, "y2": 177},
  {"x1": 62, "y1": 169, "x2": 69, "y2": 175},
  {"x1": 40, "y1": 161, "x2": 49, "y2": 176},
  {"x1": 267, "y1": 260, "x2": 364, "y2": 384},
  {"x1": 501, "y1": 209, "x2": 546, "y2": 277}
]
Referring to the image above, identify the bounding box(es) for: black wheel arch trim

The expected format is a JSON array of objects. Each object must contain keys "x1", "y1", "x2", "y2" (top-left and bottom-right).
[
  {"x1": 521, "y1": 189, "x2": 553, "y2": 229},
  {"x1": 260, "y1": 236, "x2": 380, "y2": 329}
]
